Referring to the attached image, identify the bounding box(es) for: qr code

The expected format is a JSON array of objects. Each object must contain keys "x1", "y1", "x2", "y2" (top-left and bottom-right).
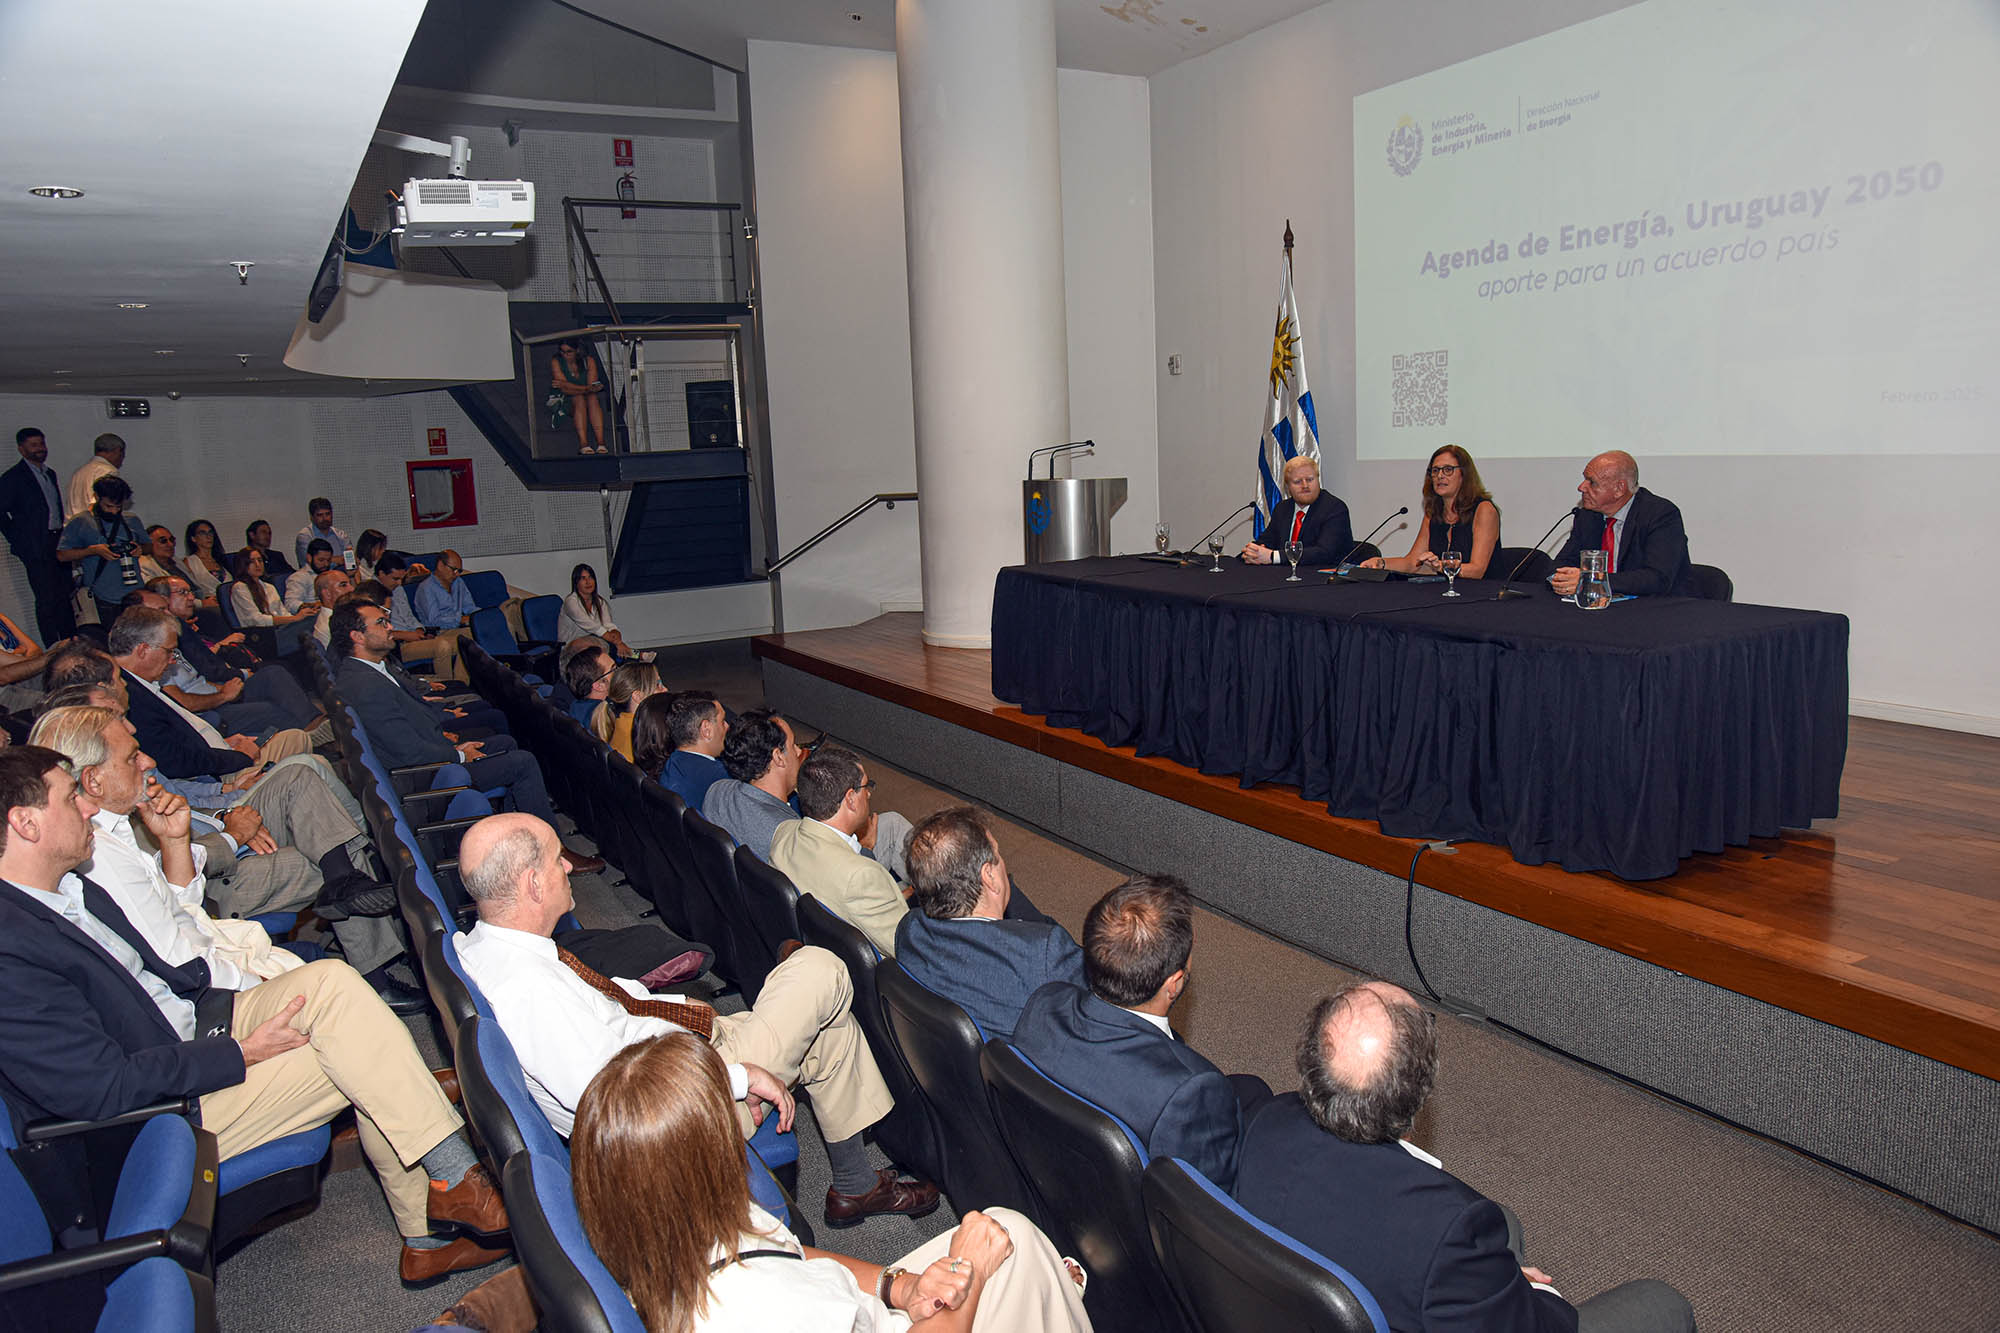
[{"x1": 1392, "y1": 350, "x2": 1449, "y2": 427}]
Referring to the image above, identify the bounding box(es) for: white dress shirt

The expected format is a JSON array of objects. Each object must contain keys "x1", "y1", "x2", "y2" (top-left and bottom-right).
[
  {"x1": 14, "y1": 872, "x2": 198, "y2": 1039},
  {"x1": 1127, "y1": 1007, "x2": 1176, "y2": 1038},
  {"x1": 456, "y1": 920, "x2": 747, "y2": 1136},
  {"x1": 1601, "y1": 493, "x2": 1636, "y2": 572},
  {"x1": 812, "y1": 818, "x2": 863, "y2": 854},
  {"x1": 83, "y1": 808, "x2": 297, "y2": 991}
]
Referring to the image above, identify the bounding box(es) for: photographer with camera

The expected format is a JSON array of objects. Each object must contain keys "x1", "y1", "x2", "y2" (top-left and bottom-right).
[{"x1": 59, "y1": 473, "x2": 147, "y2": 628}]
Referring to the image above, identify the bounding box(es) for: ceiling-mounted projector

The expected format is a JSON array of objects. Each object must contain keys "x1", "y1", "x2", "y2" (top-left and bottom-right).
[{"x1": 396, "y1": 178, "x2": 535, "y2": 247}]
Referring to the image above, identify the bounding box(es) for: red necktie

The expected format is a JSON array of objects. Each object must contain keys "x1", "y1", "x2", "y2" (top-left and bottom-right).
[
  {"x1": 1290, "y1": 509, "x2": 1305, "y2": 544},
  {"x1": 1601, "y1": 516, "x2": 1617, "y2": 575}
]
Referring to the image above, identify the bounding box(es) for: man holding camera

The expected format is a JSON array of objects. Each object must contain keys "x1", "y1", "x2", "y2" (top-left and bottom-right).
[{"x1": 58, "y1": 474, "x2": 147, "y2": 628}]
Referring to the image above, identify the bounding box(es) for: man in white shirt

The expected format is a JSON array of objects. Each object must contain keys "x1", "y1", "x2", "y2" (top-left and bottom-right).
[
  {"x1": 454, "y1": 811, "x2": 941, "y2": 1228},
  {"x1": 63, "y1": 431, "x2": 124, "y2": 521},
  {"x1": 285, "y1": 539, "x2": 335, "y2": 613},
  {"x1": 769, "y1": 747, "x2": 909, "y2": 957},
  {"x1": 312, "y1": 567, "x2": 353, "y2": 647}
]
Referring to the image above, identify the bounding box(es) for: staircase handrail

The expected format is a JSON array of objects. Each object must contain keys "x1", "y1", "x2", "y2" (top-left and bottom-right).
[{"x1": 767, "y1": 494, "x2": 917, "y2": 574}]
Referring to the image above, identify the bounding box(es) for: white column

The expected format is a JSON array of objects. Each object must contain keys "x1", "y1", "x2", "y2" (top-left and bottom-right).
[{"x1": 897, "y1": 0, "x2": 1070, "y2": 648}]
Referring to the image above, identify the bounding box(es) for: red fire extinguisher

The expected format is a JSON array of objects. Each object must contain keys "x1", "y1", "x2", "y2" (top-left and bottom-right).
[{"x1": 618, "y1": 171, "x2": 636, "y2": 220}]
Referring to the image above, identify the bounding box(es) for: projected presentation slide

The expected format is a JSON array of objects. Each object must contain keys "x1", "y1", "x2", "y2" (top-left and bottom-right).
[{"x1": 1352, "y1": 0, "x2": 1998, "y2": 459}]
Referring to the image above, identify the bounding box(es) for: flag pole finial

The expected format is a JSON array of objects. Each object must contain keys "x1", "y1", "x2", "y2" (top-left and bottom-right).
[{"x1": 1283, "y1": 220, "x2": 1294, "y2": 252}]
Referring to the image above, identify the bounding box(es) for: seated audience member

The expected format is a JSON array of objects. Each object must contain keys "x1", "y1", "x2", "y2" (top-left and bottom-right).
[
  {"x1": 354, "y1": 527, "x2": 389, "y2": 581},
  {"x1": 896, "y1": 807, "x2": 1084, "y2": 1043},
  {"x1": 640, "y1": 689, "x2": 732, "y2": 812},
  {"x1": 1235, "y1": 983, "x2": 1695, "y2": 1333},
  {"x1": 592, "y1": 660, "x2": 663, "y2": 759},
  {"x1": 0, "y1": 608, "x2": 49, "y2": 716},
  {"x1": 563, "y1": 644, "x2": 614, "y2": 728},
  {"x1": 330, "y1": 602, "x2": 603, "y2": 874},
  {"x1": 286, "y1": 538, "x2": 336, "y2": 612},
  {"x1": 148, "y1": 578, "x2": 327, "y2": 741},
  {"x1": 313, "y1": 567, "x2": 355, "y2": 646},
  {"x1": 330, "y1": 589, "x2": 508, "y2": 738},
  {"x1": 182, "y1": 518, "x2": 230, "y2": 600},
  {"x1": 1363, "y1": 445, "x2": 1501, "y2": 578},
  {"x1": 1549, "y1": 450, "x2": 1693, "y2": 598},
  {"x1": 295, "y1": 497, "x2": 351, "y2": 569},
  {"x1": 138, "y1": 524, "x2": 203, "y2": 599},
  {"x1": 1013, "y1": 874, "x2": 1268, "y2": 1191},
  {"x1": 63, "y1": 431, "x2": 124, "y2": 521},
  {"x1": 111, "y1": 610, "x2": 314, "y2": 776},
  {"x1": 0, "y1": 746, "x2": 508, "y2": 1284},
  {"x1": 454, "y1": 812, "x2": 938, "y2": 1226},
  {"x1": 412, "y1": 547, "x2": 478, "y2": 631},
  {"x1": 1240, "y1": 454, "x2": 1353, "y2": 568},
  {"x1": 228, "y1": 548, "x2": 316, "y2": 655},
  {"x1": 558, "y1": 561, "x2": 650, "y2": 661},
  {"x1": 375, "y1": 551, "x2": 467, "y2": 683},
  {"x1": 768, "y1": 746, "x2": 908, "y2": 957},
  {"x1": 58, "y1": 474, "x2": 148, "y2": 626},
  {"x1": 244, "y1": 518, "x2": 296, "y2": 585},
  {"x1": 575, "y1": 1032, "x2": 1089, "y2": 1331},
  {"x1": 705, "y1": 710, "x2": 916, "y2": 877}
]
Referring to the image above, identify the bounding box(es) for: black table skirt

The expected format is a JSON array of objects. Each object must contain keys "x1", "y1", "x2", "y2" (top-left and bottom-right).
[{"x1": 991, "y1": 557, "x2": 1849, "y2": 879}]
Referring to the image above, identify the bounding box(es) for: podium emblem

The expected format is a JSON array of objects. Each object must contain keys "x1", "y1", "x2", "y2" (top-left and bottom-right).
[{"x1": 1026, "y1": 489, "x2": 1051, "y2": 535}]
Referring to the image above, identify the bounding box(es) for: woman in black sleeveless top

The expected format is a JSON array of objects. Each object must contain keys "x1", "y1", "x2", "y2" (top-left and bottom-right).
[{"x1": 1365, "y1": 444, "x2": 1500, "y2": 577}]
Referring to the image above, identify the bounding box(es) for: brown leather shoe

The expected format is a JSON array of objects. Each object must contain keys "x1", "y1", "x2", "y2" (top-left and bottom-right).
[
  {"x1": 434, "y1": 1265, "x2": 538, "y2": 1331},
  {"x1": 400, "y1": 1234, "x2": 511, "y2": 1288},
  {"x1": 560, "y1": 847, "x2": 605, "y2": 875},
  {"x1": 824, "y1": 1168, "x2": 941, "y2": 1229},
  {"x1": 433, "y1": 1067, "x2": 462, "y2": 1105},
  {"x1": 428, "y1": 1164, "x2": 509, "y2": 1236}
]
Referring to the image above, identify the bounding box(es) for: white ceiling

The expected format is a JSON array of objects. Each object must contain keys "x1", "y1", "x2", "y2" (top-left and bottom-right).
[
  {"x1": 0, "y1": 0, "x2": 1319, "y2": 400},
  {"x1": 567, "y1": 0, "x2": 1325, "y2": 78},
  {"x1": 0, "y1": 0, "x2": 430, "y2": 396}
]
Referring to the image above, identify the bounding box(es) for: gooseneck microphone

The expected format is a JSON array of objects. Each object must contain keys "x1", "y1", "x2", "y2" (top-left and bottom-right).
[
  {"x1": 1188, "y1": 502, "x2": 1259, "y2": 559},
  {"x1": 1494, "y1": 507, "x2": 1584, "y2": 600},
  {"x1": 1336, "y1": 507, "x2": 1410, "y2": 568}
]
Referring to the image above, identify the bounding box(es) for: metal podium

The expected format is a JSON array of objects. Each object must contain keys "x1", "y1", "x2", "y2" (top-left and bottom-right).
[{"x1": 1023, "y1": 477, "x2": 1127, "y2": 563}]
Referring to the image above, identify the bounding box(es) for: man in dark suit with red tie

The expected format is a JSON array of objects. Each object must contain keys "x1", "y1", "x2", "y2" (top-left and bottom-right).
[
  {"x1": 0, "y1": 427, "x2": 76, "y2": 643},
  {"x1": 1241, "y1": 454, "x2": 1354, "y2": 568},
  {"x1": 1550, "y1": 451, "x2": 1694, "y2": 598}
]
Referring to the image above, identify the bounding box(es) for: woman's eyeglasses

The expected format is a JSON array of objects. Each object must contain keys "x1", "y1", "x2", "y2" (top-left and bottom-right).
[{"x1": 1428, "y1": 464, "x2": 1461, "y2": 478}]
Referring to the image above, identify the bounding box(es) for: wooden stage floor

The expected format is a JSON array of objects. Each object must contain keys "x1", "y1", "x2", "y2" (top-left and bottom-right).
[{"x1": 754, "y1": 614, "x2": 2000, "y2": 1083}]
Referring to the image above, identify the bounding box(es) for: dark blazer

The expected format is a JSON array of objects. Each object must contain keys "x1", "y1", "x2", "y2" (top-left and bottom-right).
[
  {"x1": 1012, "y1": 981, "x2": 1245, "y2": 1189},
  {"x1": 338, "y1": 655, "x2": 458, "y2": 768},
  {"x1": 0, "y1": 459, "x2": 62, "y2": 557},
  {"x1": 1235, "y1": 1095, "x2": 1578, "y2": 1333},
  {"x1": 1261, "y1": 494, "x2": 1354, "y2": 567},
  {"x1": 122, "y1": 668, "x2": 252, "y2": 778},
  {"x1": 894, "y1": 912, "x2": 1086, "y2": 1043},
  {"x1": 1552, "y1": 487, "x2": 1692, "y2": 597}
]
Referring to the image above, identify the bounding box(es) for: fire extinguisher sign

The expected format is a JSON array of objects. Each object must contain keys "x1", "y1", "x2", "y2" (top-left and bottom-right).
[{"x1": 613, "y1": 138, "x2": 636, "y2": 218}]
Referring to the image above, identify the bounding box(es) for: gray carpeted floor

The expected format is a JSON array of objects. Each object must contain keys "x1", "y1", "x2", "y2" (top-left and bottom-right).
[{"x1": 213, "y1": 640, "x2": 2000, "y2": 1331}]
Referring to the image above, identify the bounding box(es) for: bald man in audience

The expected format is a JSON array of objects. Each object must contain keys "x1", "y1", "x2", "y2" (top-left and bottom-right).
[
  {"x1": 1013, "y1": 874, "x2": 1269, "y2": 1190},
  {"x1": 453, "y1": 811, "x2": 940, "y2": 1228},
  {"x1": 1235, "y1": 982, "x2": 1696, "y2": 1333}
]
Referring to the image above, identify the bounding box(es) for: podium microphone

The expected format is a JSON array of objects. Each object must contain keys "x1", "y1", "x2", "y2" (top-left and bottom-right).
[
  {"x1": 1186, "y1": 502, "x2": 1258, "y2": 559},
  {"x1": 1494, "y1": 507, "x2": 1584, "y2": 600},
  {"x1": 1335, "y1": 507, "x2": 1410, "y2": 568}
]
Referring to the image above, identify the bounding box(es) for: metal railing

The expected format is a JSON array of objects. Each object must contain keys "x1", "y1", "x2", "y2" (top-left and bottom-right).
[
  {"x1": 767, "y1": 493, "x2": 917, "y2": 574},
  {"x1": 518, "y1": 322, "x2": 745, "y2": 461},
  {"x1": 562, "y1": 197, "x2": 748, "y2": 312}
]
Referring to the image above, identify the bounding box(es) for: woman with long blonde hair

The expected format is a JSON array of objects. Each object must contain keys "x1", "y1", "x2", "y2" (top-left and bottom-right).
[
  {"x1": 591, "y1": 659, "x2": 664, "y2": 759},
  {"x1": 573, "y1": 1033, "x2": 1092, "y2": 1333}
]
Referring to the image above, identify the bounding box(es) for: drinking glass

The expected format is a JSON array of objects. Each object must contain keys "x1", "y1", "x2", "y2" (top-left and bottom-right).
[
  {"x1": 1207, "y1": 537, "x2": 1225, "y2": 573},
  {"x1": 1154, "y1": 521, "x2": 1172, "y2": 554},
  {"x1": 1283, "y1": 540, "x2": 1304, "y2": 582},
  {"x1": 1440, "y1": 549, "x2": 1463, "y2": 597}
]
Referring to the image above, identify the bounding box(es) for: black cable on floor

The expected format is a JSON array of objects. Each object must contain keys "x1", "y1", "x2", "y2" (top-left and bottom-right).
[{"x1": 1404, "y1": 843, "x2": 1444, "y2": 1003}]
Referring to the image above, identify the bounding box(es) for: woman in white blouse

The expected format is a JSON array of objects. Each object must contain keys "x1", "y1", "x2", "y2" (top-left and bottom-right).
[
  {"x1": 182, "y1": 518, "x2": 229, "y2": 599},
  {"x1": 574, "y1": 1033, "x2": 1091, "y2": 1333},
  {"x1": 559, "y1": 562, "x2": 649, "y2": 659},
  {"x1": 228, "y1": 547, "x2": 317, "y2": 653}
]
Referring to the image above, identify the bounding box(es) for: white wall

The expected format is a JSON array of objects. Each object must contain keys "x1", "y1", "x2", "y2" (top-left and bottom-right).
[
  {"x1": 0, "y1": 391, "x2": 772, "y2": 647},
  {"x1": 1149, "y1": 0, "x2": 2000, "y2": 732},
  {"x1": 746, "y1": 40, "x2": 1159, "y2": 632}
]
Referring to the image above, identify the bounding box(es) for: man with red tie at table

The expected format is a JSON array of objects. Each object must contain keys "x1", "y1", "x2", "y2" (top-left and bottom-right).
[
  {"x1": 1549, "y1": 450, "x2": 1694, "y2": 598},
  {"x1": 1240, "y1": 454, "x2": 1354, "y2": 567}
]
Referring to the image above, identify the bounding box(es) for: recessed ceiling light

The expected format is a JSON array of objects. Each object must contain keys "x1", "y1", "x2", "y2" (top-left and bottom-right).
[
  {"x1": 51, "y1": 370, "x2": 73, "y2": 376},
  {"x1": 117, "y1": 302, "x2": 149, "y2": 310},
  {"x1": 28, "y1": 186, "x2": 84, "y2": 199},
  {"x1": 153, "y1": 349, "x2": 175, "y2": 357}
]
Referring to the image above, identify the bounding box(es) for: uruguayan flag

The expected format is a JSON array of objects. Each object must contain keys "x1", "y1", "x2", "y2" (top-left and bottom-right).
[{"x1": 1255, "y1": 243, "x2": 1320, "y2": 538}]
